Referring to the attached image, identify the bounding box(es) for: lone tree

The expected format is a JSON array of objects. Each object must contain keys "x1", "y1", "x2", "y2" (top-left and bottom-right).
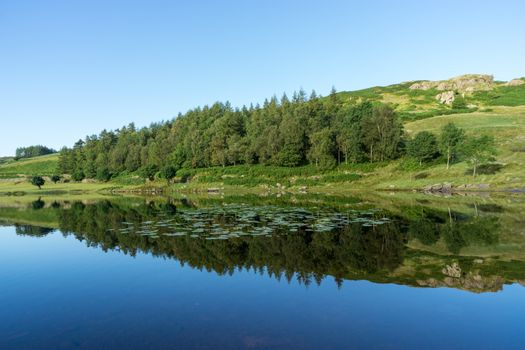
[
  {"x1": 30, "y1": 176, "x2": 45, "y2": 189},
  {"x1": 462, "y1": 135, "x2": 497, "y2": 177},
  {"x1": 159, "y1": 165, "x2": 178, "y2": 185},
  {"x1": 407, "y1": 131, "x2": 439, "y2": 165},
  {"x1": 51, "y1": 175, "x2": 61, "y2": 184},
  {"x1": 439, "y1": 123, "x2": 465, "y2": 170}
]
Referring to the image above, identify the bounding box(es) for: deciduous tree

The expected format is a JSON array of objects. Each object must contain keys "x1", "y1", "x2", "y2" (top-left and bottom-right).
[
  {"x1": 407, "y1": 131, "x2": 439, "y2": 165},
  {"x1": 439, "y1": 123, "x2": 465, "y2": 169},
  {"x1": 30, "y1": 176, "x2": 45, "y2": 189}
]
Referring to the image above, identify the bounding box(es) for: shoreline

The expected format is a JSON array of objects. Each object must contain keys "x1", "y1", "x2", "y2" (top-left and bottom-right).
[{"x1": 1, "y1": 180, "x2": 524, "y2": 198}]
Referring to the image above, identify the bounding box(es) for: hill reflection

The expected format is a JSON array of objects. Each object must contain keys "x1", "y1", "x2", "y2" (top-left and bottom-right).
[{"x1": 3, "y1": 197, "x2": 524, "y2": 292}]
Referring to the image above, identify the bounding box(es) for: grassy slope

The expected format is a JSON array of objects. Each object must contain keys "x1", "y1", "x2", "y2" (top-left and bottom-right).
[
  {"x1": 0, "y1": 153, "x2": 59, "y2": 177},
  {"x1": 1, "y1": 76, "x2": 524, "y2": 194},
  {"x1": 0, "y1": 154, "x2": 126, "y2": 194},
  {"x1": 340, "y1": 76, "x2": 525, "y2": 119},
  {"x1": 351, "y1": 106, "x2": 525, "y2": 191}
]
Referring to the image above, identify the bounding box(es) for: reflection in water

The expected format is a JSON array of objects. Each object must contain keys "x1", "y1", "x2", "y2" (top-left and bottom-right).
[
  {"x1": 1, "y1": 197, "x2": 521, "y2": 293},
  {"x1": 15, "y1": 224, "x2": 54, "y2": 237}
]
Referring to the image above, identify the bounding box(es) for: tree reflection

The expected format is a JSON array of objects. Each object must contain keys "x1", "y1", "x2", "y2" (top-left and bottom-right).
[{"x1": 6, "y1": 198, "x2": 506, "y2": 290}]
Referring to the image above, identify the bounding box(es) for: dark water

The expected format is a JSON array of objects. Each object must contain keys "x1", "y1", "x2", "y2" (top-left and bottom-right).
[{"x1": 1, "y1": 195, "x2": 524, "y2": 349}]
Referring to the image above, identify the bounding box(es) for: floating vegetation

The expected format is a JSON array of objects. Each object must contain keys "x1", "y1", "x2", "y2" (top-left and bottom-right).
[{"x1": 111, "y1": 204, "x2": 391, "y2": 241}]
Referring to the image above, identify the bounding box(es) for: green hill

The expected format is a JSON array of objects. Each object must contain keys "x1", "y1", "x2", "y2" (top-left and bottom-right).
[
  {"x1": 1, "y1": 74, "x2": 524, "y2": 192},
  {"x1": 0, "y1": 153, "x2": 59, "y2": 178},
  {"x1": 338, "y1": 74, "x2": 525, "y2": 120}
]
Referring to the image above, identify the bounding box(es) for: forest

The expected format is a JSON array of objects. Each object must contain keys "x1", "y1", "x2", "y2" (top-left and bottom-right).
[
  {"x1": 57, "y1": 91, "x2": 404, "y2": 180},
  {"x1": 56, "y1": 89, "x2": 491, "y2": 182}
]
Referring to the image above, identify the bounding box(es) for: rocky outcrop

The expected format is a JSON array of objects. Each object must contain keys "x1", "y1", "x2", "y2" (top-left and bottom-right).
[
  {"x1": 409, "y1": 81, "x2": 434, "y2": 90},
  {"x1": 410, "y1": 74, "x2": 494, "y2": 93},
  {"x1": 506, "y1": 78, "x2": 524, "y2": 87},
  {"x1": 417, "y1": 270, "x2": 505, "y2": 293},
  {"x1": 436, "y1": 91, "x2": 455, "y2": 105},
  {"x1": 442, "y1": 263, "x2": 462, "y2": 278},
  {"x1": 423, "y1": 183, "x2": 490, "y2": 193},
  {"x1": 423, "y1": 182, "x2": 453, "y2": 193}
]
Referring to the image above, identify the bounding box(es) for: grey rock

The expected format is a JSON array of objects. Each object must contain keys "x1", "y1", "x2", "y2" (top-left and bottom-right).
[
  {"x1": 436, "y1": 91, "x2": 455, "y2": 105},
  {"x1": 506, "y1": 79, "x2": 524, "y2": 87}
]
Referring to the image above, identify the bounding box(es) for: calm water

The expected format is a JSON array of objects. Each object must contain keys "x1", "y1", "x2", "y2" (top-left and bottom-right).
[{"x1": 1, "y1": 195, "x2": 525, "y2": 349}]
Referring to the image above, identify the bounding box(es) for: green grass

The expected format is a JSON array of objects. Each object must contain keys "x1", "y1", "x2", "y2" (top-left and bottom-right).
[
  {"x1": 473, "y1": 83, "x2": 525, "y2": 106},
  {"x1": 405, "y1": 106, "x2": 525, "y2": 156},
  {"x1": 0, "y1": 179, "x2": 123, "y2": 196},
  {"x1": 175, "y1": 163, "x2": 380, "y2": 189},
  {"x1": 335, "y1": 76, "x2": 525, "y2": 122},
  {"x1": 0, "y1": 153, "x2": 59, "y2": 177},
  {"x1": 0, "y1": 157, "x2": 14, "y2": 165}
]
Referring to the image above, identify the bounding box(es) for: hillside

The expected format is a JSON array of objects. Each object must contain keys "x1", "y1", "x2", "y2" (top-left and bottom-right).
[
  {"x1": 0, "y1": 153, "x2": 59, "y2": 178},
  {"x1": 0, "y1": 154, "x2": 58, "y2": 178},
  {"x1": 1, "y1": 74, "x2": 524, "y2": 193},
  {"x1": 339, "y1": 74, "x2": 525, "y2": 120}
]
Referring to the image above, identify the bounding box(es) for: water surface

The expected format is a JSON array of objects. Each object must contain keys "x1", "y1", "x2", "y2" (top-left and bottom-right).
[{"x1": 1, "y1": 194, "x2": 524, "y2": 349}]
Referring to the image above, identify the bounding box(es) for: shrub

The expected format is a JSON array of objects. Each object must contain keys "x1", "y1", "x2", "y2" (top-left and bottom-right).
[
  {"x1": 51, "y1": 175, "x2": 61, "y2": 184},
  {"x1": 72, "y1": 170, "x2": 85, "y2": 182}
]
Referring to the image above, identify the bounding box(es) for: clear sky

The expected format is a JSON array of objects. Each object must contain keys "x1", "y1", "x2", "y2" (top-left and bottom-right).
[{"x1": 1, "y1": 0, "x2": 524, "y2": 156}]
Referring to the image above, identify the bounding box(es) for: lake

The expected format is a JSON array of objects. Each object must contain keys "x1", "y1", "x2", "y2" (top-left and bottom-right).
[{"x1": 1, "y1": 193, "x2": 524, "y2": 349}]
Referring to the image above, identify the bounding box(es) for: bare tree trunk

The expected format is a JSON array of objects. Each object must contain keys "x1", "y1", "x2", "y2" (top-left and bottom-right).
[{"x1": 446, "y1": 146, "x2": 450, "y2": 170}]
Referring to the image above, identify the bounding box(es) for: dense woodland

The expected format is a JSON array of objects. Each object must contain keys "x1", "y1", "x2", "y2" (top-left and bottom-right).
[
  {"x1": 56, "y1": 89, "x2": 493, "y2": 181},
  {"x1": 58, "y1": 91, "x2": 405, "y2": 180}
]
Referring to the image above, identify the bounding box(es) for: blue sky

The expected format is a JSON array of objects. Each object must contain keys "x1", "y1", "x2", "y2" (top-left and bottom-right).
[{"x1": 1, "y1": 0, "x2": 524, "y2": 156}]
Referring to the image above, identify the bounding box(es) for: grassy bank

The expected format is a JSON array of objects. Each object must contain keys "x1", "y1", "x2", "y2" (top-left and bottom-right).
[{"x1": 1, "y1": 105, "x2": 524, "y2": 195}]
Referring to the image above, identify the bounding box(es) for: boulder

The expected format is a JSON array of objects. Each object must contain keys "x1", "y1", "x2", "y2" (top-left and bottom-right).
[
  {"x1": 423, "y1": 184, "x2": 433, "y2": 192},
  {"x1": 442, "y1": 182, "x2": 452, "y2": 192},
  {"x1": 431, "y1": 183, "x2": 443, "y2": 191},
  {"x1": 409, "y1": 81, "x2": 433, "y2": 90},
  {"x1": 506, "y1": 79, "x2": 524, "y2": 87},
  {"x1": 436, "y1": 91, "x2": 455, "y2": 105},
  {"x1": 442, "y1": 263, "x2": 462, "y2": 278}
]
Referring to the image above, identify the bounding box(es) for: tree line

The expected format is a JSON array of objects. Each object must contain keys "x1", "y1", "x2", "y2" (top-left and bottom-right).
[
  {"x1": 57, "y1": 90, "x2": 404, "y2": 181},
  {"x1": 56, "y1": 89, "x2": 494, "y2": 182},
  {"x1": 15, "y1": 145, "x2": 56, "y2": 160}
]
